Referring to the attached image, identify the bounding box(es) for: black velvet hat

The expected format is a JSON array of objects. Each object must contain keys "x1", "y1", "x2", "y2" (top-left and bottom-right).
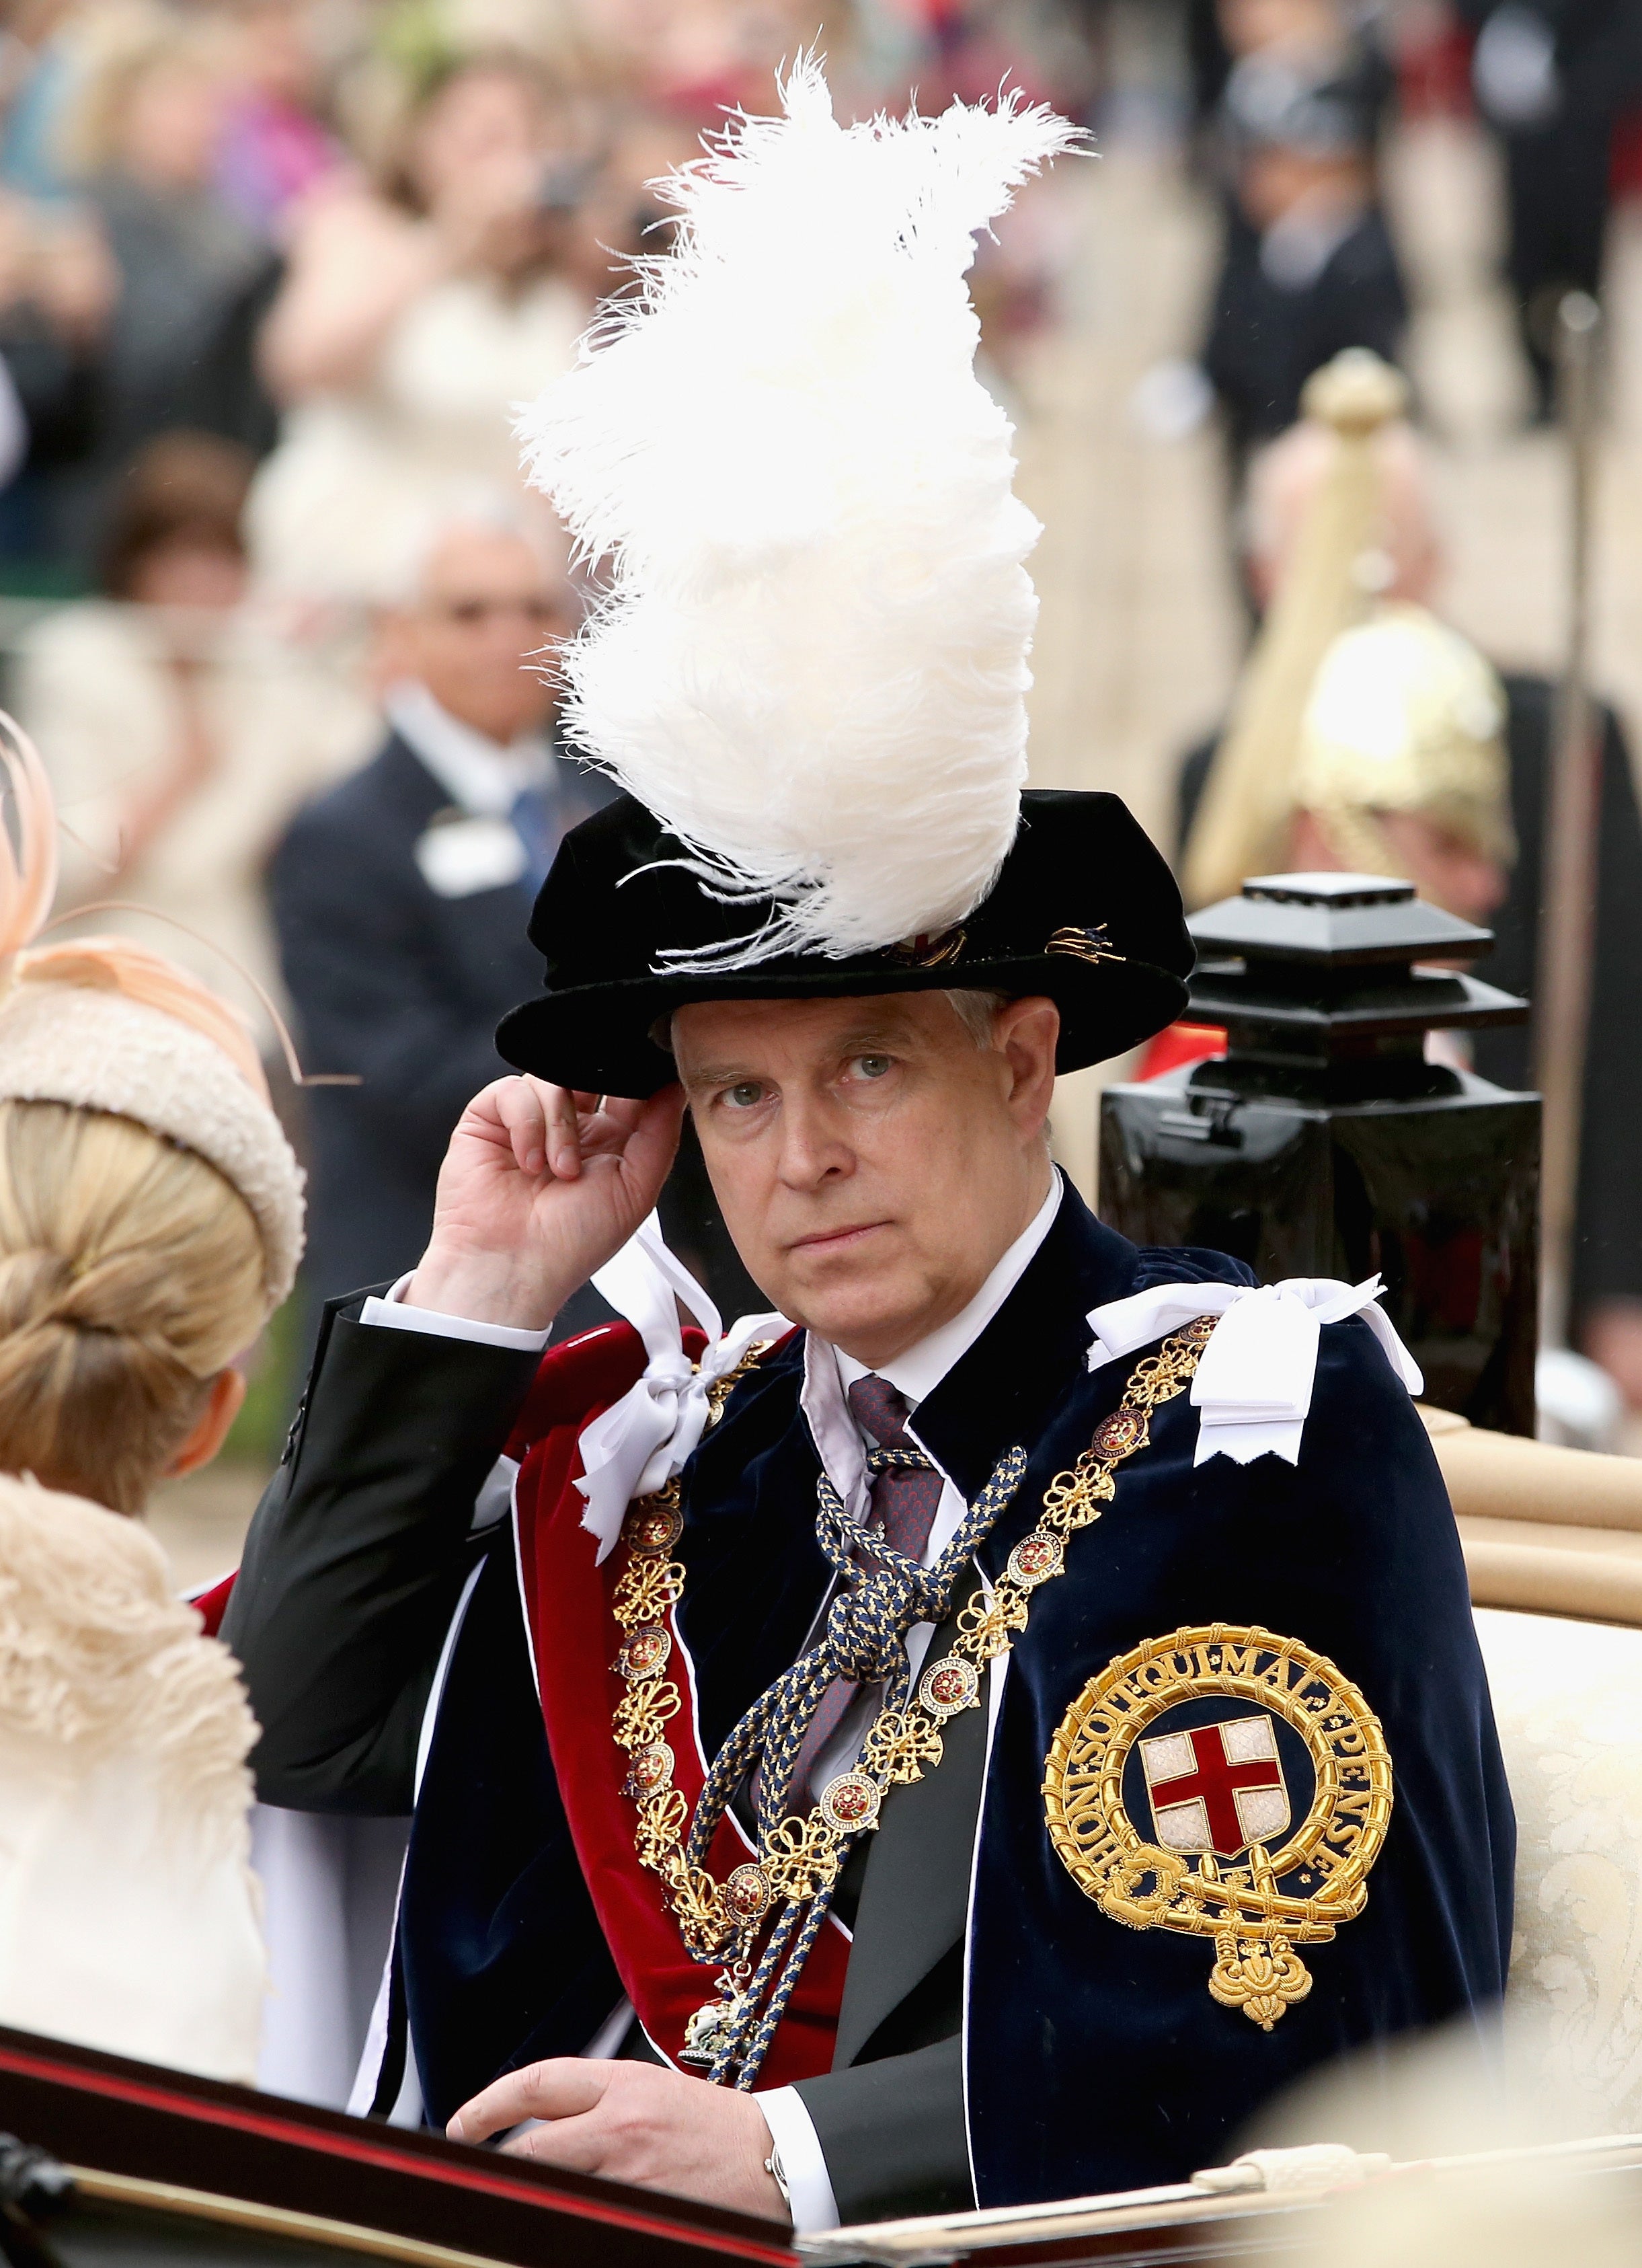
[{"x1": 496, "y1": 788, "x2": 1193, "y2": 1098}]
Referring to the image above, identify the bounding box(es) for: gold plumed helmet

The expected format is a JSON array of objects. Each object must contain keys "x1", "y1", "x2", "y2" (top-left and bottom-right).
[
  {"x1": 1295, "y1": 601, "x2": 1514, "y2": 877},
  {"x1": 1181, "y1": 348, "x2": 1514, "y2": 907}
]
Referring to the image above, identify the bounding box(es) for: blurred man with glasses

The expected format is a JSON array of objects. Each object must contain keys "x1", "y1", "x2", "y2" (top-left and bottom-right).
[{"x1": 270, "y1": 502, "x2": 612, "y2": 1343}]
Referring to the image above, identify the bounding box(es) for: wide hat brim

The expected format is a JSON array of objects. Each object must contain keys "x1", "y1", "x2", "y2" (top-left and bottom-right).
[{"x1": 497, "y1": 788, "x2": 1194, "y2": 1098}]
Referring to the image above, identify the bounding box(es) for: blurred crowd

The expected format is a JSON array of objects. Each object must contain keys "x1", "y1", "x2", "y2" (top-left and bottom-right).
[
  {"x1": 0, "y1": 0, "x2": 1092, "y2": 994},
  {"x1": 1181, "y1": 0, "x2": 1642, "y2": 494},
  {"x1": 0, "y1": 0, "x2": 1095, "y2": 602},
  {"x1": 2, "y1": 0, "x2": 1642, "y2": 1428}
]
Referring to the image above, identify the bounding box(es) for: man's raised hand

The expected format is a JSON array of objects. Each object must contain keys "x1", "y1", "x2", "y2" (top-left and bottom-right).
[{"x1": 405, "y1": 1076, "x2": 687, "y2": 1330}]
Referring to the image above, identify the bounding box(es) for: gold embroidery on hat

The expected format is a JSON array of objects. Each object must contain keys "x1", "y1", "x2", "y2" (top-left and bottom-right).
[{"x1": 1046, "y1": 923, "x2": 1124, "y2": 965}]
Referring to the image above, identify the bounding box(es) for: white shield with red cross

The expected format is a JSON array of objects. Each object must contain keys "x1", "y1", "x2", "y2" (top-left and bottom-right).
[{"x1": 1138, "y1": 1713, "x2": 1291, "y2": 1858}]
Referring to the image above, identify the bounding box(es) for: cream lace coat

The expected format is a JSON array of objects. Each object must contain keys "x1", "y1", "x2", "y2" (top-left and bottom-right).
[
  {"x1": 0, "y1": 1476, "x2": 264, "y2": 2080},
  {"x1": 1481, "y1": 1607, "x2": 1642, "y2": 2133}
]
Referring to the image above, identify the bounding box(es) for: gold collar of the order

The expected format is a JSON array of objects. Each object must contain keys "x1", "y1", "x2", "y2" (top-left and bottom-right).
[{"x1": 607, "y1": 1314, "x2": 1226, "y2": 2083}]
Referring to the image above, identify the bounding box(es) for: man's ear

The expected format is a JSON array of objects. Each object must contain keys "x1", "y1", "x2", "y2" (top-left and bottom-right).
[
  {"x1": 995, "y1": 995, "x2": 1059, "y2": 1139},
  {"x1": 165, "y1": 1367, "x2": 248, "y2": 1480}
]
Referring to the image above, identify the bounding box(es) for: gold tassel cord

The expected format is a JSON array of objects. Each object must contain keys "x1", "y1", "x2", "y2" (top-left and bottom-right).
[{"x1": 1181, "y1": 352, "x2": 1410, "y2": 911}]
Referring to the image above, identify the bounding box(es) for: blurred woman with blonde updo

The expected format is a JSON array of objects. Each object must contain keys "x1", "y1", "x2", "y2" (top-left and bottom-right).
[{"x1": 0, "y1": 716, "x2": 305, "y2": 2082}]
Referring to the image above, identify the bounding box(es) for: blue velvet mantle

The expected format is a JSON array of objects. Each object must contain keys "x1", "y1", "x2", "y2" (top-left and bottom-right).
[{"x1": 399, "y1": 1180, "x2": 1514, "y2": 2205}]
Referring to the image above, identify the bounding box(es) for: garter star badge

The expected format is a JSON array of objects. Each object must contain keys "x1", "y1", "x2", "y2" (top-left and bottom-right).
[{"x1": 1042, "y1": 1624, "x2": 1392, "y2": 2031}]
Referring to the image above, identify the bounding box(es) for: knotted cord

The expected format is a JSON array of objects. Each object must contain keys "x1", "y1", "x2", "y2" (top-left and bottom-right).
[
  {"x1": 687, "y1": 1440, "x2": 1027, "y2": 1868},
  {"x1": 682, "y1": 1437, "x2": 1027, "y2": 2086}
]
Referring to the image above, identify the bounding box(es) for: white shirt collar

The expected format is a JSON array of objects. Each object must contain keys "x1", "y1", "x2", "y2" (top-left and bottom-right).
[
  {"x1": 799, "y1": 1170, "x2": 1064, "y2": 1517},
  {"x1": 385, "y1": 679, "x2": 551, "y2": 819}
]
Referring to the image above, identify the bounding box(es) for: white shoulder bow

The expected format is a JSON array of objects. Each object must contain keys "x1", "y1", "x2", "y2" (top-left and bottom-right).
[
  {"x1": 575, "y1": 1216, "x2": 789, "y2": 1562},
  {"x1": 1085, "y1": 1275, "x2": 1423, "y2": 1467},
  {"x1": 575, "y1": 1240, "x2": 1419, "y2": 1546}
]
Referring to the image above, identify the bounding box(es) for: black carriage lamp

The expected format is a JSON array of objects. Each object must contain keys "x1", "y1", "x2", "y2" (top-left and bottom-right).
[{"x1": 1099, "y1": 872, "x2": 1539, "y2": 1435}]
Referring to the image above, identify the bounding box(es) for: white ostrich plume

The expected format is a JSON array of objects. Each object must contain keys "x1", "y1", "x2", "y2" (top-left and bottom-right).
[{"x1": 517, "y1": 57, "x2": 1080, "y2": 971}]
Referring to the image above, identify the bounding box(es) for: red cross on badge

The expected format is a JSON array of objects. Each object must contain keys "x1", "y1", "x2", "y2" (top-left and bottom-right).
[{"x1": 1140, "y1": 1714, "x2": 1291, "y2": 1858}]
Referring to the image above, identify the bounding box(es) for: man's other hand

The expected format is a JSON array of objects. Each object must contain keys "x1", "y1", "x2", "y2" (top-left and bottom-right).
[
  {"x1": 406, "y1": 1077, "x2": 686, "y2": 1330},
  {"x1": 447, "y1": 2057, "x2": 789, "y2": 2223}
]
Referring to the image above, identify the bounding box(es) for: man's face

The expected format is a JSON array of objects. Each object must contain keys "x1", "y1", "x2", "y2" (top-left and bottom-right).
[
  {"x1": 1288, "y1": 806, "x2": 1508, "y2": 928},
  {"x1": 1218, "y1": 0, "x2": 1340, "y2": 59},
  {"x1": 671, "y1": 991, "x2": 1059, "y2": 1368},
  {"x1": 387, "y1": 527, "x2": 574, "y2": 746},
  {"x1": 119, "y1": 59, "x2": 227, "y2": 193},
  {"x1": 128, "y1": 539, "x2": 247, "y2": 610},
  {"x1": 1247, "y1": 424, "x2": 1442, "y2": 611},
  {"x1": 1237, "y1": 147, "x2": 1370, "y2": 233},
  {"x1": 1377, "y1": 810, "x2": 1507, "y2": 926}
]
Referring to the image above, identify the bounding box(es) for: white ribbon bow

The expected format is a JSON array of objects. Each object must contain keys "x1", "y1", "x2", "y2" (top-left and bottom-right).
[
  {"x1": 1085, "y1": 1275, "x2": 1423, "y2": 1467},
  {"x1": 576, "y1": 1214, "x2": 789, "y2": 1562}
]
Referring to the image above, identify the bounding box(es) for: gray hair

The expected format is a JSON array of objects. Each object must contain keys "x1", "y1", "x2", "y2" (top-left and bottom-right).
[
  {"x1": 386, "y1": 486, "x2": 573, "y2": 610},
  {"x1": 945, "y1": 987, "x2": 1011, "y2": 1047}
]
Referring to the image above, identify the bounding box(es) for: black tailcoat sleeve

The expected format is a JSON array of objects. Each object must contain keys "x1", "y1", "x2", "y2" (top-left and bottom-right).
[
  {"x1": 1201, "y1": 208, "x2": 1407, "y2": 454},
  {"x1": 221, "y1": 1292, "x2": 541, "y2": 1815},
  {"x1": 268, "y1": 738, "x2": 553, "y2": 1302},
  {"x1": 798, "y1": 2039, "x2": 968, "y2": 2224}
]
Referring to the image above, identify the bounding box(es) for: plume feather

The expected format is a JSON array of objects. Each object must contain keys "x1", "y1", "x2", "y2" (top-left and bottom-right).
[{"x1": 518, "y1": 58, "x2": 1081, "y2": 969}]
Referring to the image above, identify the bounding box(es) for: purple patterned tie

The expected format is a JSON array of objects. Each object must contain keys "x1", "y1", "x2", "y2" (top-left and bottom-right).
[{"x1": 788, "y1": 1375, "x2": 945, "y2": 1811}]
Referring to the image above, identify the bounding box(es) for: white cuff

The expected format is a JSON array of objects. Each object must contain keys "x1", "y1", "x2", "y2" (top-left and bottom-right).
[
  {"x1": 756, "y1": 2086, "x2": 839, "y2": 2233},
  {"x1": 359, "y1": 1272, "x2": 551, "y2": 1354}
]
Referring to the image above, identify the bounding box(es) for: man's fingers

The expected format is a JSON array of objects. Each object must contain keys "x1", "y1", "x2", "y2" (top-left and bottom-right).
[
  {"x1": 538, "y1": 1080, "x2": 585, "y2": 1179},
  {"x1": 466, "y1": 1075, "x2": 677, "y2": 1199},
  {"x1": 625, "y1": 1085, "x2": 688, "y2": 1190},
  {"x1": 491, "y1": 1078, "x2": 550, "y2": 1176},
  {"x1": 452, "y1": 2061, "x2": 786, "y2": 2220},
  {"x1": 448, "y1": 2057, "x2": 608, "y2": 2145},
  {"x1": 578, "y1": 1085, "x2": 682, "y2": 1167},
  {"x1": 498, "y1": 2119, "x2": 607, "y2": 2173},
  {"x1": 574, "y1": 1084, "x2": 685, "y2": 1201},
  {"x1": 577, "y1": 1093, "x2": 646, "y2": 1149}
]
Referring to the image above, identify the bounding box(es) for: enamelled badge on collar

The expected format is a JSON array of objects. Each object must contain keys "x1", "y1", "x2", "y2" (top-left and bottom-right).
[{"x1": 1042, "y1": 1624, "x2": 1392, "y2": 2030}]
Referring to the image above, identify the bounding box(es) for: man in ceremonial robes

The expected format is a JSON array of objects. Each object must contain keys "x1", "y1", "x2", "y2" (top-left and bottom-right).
[{"x1": 222, "y1": 67, "x2": 1513, "y2": 2234}]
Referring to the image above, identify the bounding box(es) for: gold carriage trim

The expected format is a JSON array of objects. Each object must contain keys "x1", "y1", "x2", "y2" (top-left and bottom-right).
[{"x1": 1042, "y1": 1623, "x2": 1393, "y2": 2031}]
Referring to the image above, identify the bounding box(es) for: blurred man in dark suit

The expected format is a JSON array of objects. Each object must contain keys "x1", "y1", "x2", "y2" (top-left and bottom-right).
[
  {"x1": 274, "y1": 507, "x2": 758, "y2": 1342},
  {"x1": 270, "y1": 508, "x2": 611, "y2": 1332},
  {"x1": 1200, "y1": 7, "x2": 1405, "y2": 481},
  {"x1": 1459, "y1": 0, "x2": 1642, "y2": 419}
]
